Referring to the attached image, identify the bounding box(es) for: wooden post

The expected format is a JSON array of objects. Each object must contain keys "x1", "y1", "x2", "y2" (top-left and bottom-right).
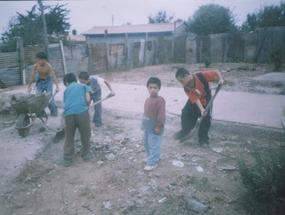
[
  {"x1": 124, "y1": 33, "x2": 128, "y2": 69},
  {"x1": 17, "y1": 37, "x2": 26, "y2": 85},
  {"x1": 59, "y1": 40, "x2": 67, "y2": 75},
  {"x1": 38, "y1": 0, "x2": 49, "y2": 55},
  {"x1": 104, "y1": 29, "x2": 109, "y2": 71}
]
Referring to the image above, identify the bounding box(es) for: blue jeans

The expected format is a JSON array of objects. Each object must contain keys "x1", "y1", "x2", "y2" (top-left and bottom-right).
[
  {"x1": 36, "y1": 76, "x2": 58, "y2": 116},
  {"x1": 143, "y1": 131, "x2": 161, "y2": 166},
  {"x1": 91, "y1": 90, "x2": 102, "y2": 127}
]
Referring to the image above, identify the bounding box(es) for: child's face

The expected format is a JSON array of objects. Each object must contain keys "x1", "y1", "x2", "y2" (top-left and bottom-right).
[
  {"x1": 147, "y1": 83, "x2": 160, "y2": 96},
  {"x1": 176, "y1": 74, "x2": 193, "y2": 86},
  {"x1": 37, "y1": 58, "x2": 46, "y2": 66}
]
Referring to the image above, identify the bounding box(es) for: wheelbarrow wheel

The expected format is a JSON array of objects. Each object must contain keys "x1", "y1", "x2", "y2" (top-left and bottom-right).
[{"x1": 15, "y1": 113, "x2": 32, "y2": 137}]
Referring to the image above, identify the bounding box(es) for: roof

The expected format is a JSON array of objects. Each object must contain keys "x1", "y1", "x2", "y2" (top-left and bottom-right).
[{"x1": 83, "y1": 23, "x2": 182, "y2": 36}]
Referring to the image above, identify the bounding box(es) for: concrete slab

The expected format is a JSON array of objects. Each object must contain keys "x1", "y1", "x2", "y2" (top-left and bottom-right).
[
  {"x1": 101, "y1": 83, "x2": 285, "y2": 129},
  {"x1": 254, "y1": 72, "x2": 285, "y2": 86}
]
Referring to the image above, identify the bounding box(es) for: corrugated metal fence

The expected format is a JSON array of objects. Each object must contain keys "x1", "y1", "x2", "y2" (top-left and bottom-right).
[{"x1": 0, "y1": 44, "x2": 64, "y2": 87}]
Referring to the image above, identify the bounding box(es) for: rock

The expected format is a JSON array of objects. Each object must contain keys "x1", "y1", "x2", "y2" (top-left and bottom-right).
[
  {"x1": 97, "y1": 160, "x2": 104, "y2": 166},
  {"x1": 217, "y1": 164, "x2": 236, "y2": 171},
  {"x1": 105, "y1": 153, "x2": 116, "y2": 161},
  {"x1": 172, "y1": 160, "x2": 184, "y2": 168},
  {"x1": 211, "y1": 146, "x2": 224, "y2": 153},
  {"x1": 103, "y1": 201, "x2": 112, "y2": 209},
  {"x1": 196, "y1": 166, "x2": 204, "y2": 172},
  {"x1": 184, "y1": 195, "x2": 209, "y2": 213},
  {"x1": 158, "y1": 197, "x2": 167, "y2": 203}
]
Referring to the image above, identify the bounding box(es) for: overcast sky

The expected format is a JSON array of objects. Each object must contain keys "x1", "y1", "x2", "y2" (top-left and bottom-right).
[{"x1": 0, "y1": 0, "x2": 283, "y2": 36}]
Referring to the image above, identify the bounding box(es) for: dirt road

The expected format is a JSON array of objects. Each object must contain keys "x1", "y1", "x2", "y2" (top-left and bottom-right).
[{"x1": 0, "y1": 63, "x2": 284, "y2": 215}]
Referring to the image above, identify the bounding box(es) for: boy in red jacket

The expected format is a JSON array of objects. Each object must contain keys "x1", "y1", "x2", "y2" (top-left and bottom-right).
[{"x1": 175, "y1": 68, "x2": 224, "y2": 145}]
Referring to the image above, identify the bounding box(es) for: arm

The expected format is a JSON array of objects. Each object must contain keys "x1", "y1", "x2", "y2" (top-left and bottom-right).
[
  {"x1": 85, "y1": 85, "x2": 92, "y2": 106},
  {"x1": 154, "y1": 99, "x2": 166, "y2": 134},
  {"x1": 48, "y1": 63, "x2": 60, "y2": 92},
  {"x1": 195, "y1": 99, "x2": 205, "y2": 116},
  {"x1": 204, "y1": 70, "x2": 224, "y2": 85},
  {"x1": 85, "y1": 91, "x2": 91, "y2": 106},
  {"x1": 215, "y1": 70, "x2": 225, "y2": 85},
  {"x1": 27, "y1": 64, "x2": 37, "y2": 92},
  {"x1": 103, "y1": 79, "x2": 115, "y2": 96}
]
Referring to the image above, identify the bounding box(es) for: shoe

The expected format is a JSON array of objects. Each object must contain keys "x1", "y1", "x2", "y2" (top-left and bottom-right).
[
  {"x1": 82, "y1": 151, "x2": 94, "y2": 161},
  {"x1": 174, "y1": 130, "x2": 189, "y2": 140},
  {"x1": 199, "y1": 140, "x2": 209, "y2": 146},
  {"x1": 63, "y1": 159, "x2": 72, "y2": 167},
  {"x1": 50, "y1": 112, "x2": 58, "y2": 117},
  {"x1": 144, "y1": 164, "x2": 158, "y2": 171}
]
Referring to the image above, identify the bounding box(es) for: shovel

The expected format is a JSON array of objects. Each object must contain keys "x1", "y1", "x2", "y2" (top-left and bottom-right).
[
  {"x1": 53, "y1": 93, "x2": 114, "y2": 143},
  {"x1": 180, "y1": 83, "x2": 222, "y2": 143}
]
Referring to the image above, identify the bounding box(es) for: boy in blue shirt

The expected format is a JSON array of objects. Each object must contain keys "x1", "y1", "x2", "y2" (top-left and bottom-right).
[{"x1": 63, "y1": 73, "x2": 93, "y2": 167}]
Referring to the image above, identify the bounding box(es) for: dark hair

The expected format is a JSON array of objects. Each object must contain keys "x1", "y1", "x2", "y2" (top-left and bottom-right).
[
  {"x1": 36, "y1": 52, "x2": 48, "y2": 60},
  {"x1": 78, "y1": 71, "x2": 89, "y2": 80},
  {"x1": 147, "y1": 77, "x2": 161, "y2": 89},
  {"x1": 175, "y1": 68, "x2": 190, "y2": 78},
  {"x1": 63, "y1": 73, "x2": 77, "y2": 86}
]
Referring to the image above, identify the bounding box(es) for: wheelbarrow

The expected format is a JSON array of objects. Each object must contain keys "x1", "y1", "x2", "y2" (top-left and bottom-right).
[{"x1": 11, "y1": 93, "x2": 50, "y2": 137}]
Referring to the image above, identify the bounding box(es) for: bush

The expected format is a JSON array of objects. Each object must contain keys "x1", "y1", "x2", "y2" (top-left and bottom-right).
[
  {"x1": 238, "y1": 144, "x2": 285, "y2": 215},
  {"x1": 270, "y1": 48, "x2": 283, "y2": 71}
]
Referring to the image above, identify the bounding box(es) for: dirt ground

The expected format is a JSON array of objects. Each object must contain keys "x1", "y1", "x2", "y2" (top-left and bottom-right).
[
  {"x1": 0, "y1": 63, "x2": 284, "y2": 215},
  {"x1": 100, "y1": 63, "x2": 285, "y2": 95}
]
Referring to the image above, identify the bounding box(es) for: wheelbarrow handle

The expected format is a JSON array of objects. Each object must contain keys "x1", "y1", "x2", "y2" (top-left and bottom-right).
[{"x1": 49, "y1": 91, "x2": 58, "y2": 103}]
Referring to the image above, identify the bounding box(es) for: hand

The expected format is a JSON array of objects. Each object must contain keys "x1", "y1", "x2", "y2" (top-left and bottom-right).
[
  {"x1": 108, "y1": 91, "x2": 115, "y2": 97},
  {"x1": 218, "y1": 79, "x2": 225, "y2": 85},
  {"x1": 55, "y1": 86, "x2": 60, "y2": 93},
  {"x1": 200, "y1": 108, "x2": 206, "y2": 117},
  {"x1": 154, "y1": 126, "x2": 161, "y2": 134}
]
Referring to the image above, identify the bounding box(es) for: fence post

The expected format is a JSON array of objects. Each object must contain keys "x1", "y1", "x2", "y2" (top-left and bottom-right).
[
  {"x1": 104, "y1": 30, "x2": 109, "y2": 71},
  {"x1": 59, "y1": 40, "x2": 67, "y2": 75},
  {"x1": 17, "y1": 37, "x2": 26, "y2": 85}
]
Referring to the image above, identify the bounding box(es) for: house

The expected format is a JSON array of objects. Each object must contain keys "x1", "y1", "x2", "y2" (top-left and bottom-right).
[{"x1": 83, "y1": 22, "x2": 187, "y2": 44}]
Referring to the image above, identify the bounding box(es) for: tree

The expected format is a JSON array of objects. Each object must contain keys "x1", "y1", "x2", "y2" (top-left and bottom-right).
[
  {"x1": 241, "y1": 3, "x2": 285, "y2": 32},
  {"x1": 148, "y1": 10, "x2": 174, "y2": 23},
  {"x1": 45, "y1": 4, "x2": 70, "y2": 36},
  {"x1": 187, "y1": 4, "x2": 237, "y2": 35},
  {"x1": 1, "y1": 3, "x2": 70, "y2": 52}
]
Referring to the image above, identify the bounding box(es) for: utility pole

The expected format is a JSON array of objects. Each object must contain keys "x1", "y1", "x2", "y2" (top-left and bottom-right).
[{"x1": 38, "y1": 0, "x2": 48, "y2": 55}]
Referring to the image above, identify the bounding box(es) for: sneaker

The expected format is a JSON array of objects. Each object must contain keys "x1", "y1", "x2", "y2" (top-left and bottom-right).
[
  {"x1": 174, "y1": 130, "x2": 190, "y2": 141},
  {"x1": 144, "y1": 164, "x2": 158, "y2": 171},
  {"x1": 82, "y1": 151, "x2": 94, "y2": 161},
  {"x1": 199, "y1": 140, "x2": 209, "y2": 146},
  {"x1": 63, "y1": 159, "x2": 72, "y2": 167}
]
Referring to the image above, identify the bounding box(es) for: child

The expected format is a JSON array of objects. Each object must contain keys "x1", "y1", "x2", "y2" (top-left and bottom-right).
[
  {"x1": 174, "y1": 68, "x2": 224, "y2": 145},
  {"x1": 62, "y1": 73, "x2": 93, "y2": 167},
  {"x1": 27, "y1": 52, "x2": 59, "y2": 116},
  {"x1": 78, "y1": 71, "x2": 115, "y2": 127},
  {"x1": 142, "y1": 77, "x2": 165, "y2": 171}
]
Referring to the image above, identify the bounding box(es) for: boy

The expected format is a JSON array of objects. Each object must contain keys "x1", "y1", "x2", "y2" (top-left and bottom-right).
[
  {"x1": 78, "y1": 71, "x2": 115, "y2": 127},
  {"x1": 174, "y1": 68, "x2": 224, "y2": 145},
  {"x1": 27, "y1": 52, "x2": 59, "y2": 116},
  {"x1": 62, "y1": 73, "x2": 93, "y2": 167},
  {"x1": 142, "y1": 77, "x2": 165, "y2": 171}
]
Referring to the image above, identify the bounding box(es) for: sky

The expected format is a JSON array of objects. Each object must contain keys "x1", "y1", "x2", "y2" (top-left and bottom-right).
[{"x1": 0, "y1": 0, "x2": 284, "y2": 36}]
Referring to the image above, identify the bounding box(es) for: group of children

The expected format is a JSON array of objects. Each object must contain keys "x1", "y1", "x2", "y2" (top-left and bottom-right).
[
  {"x1": 28, "y1": 52, "x2": 224, "y2": 170},
  {"x1": 62, "y1": 72, "x2": 166, "y2": 170},
  {"x1": 62, "y1": 71, "x2": 114, "y2": 167}
]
